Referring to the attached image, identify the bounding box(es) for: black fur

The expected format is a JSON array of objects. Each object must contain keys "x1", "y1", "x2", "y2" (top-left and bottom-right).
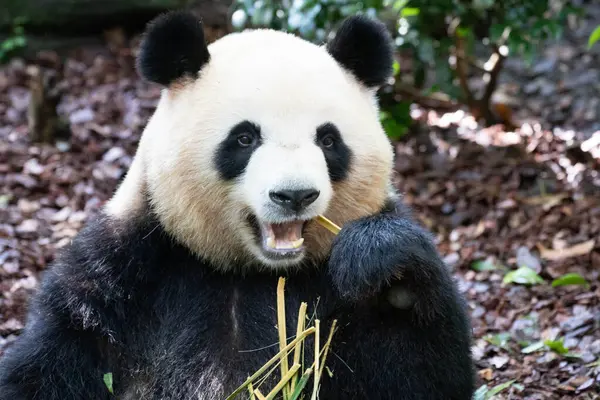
[
  {"x1": 137, "y1": 11, "x2": 210, "y2": 86},
  {"x1": 214, "y1": 120, "x2": 263, "y2": 180},
  {"x1": 327, "y1": 15, "x2": 394, "y2": 88},
  {"x1": 316, "y1": 123, "x2": 352, "y2": 181},
  {"x1": 0, "y1": 197, "x2": 475, "y2": 399}
]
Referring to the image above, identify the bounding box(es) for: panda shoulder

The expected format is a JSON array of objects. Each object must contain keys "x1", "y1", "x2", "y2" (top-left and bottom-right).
[{"x1": 44, "y1": 212, "x2": 172, "y2": 295}]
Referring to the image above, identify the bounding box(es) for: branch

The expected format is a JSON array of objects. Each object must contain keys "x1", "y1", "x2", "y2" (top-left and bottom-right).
[
  {"x1": 453, "y1": 33, "x2": 476, "y2": 111},
  {"x1": 393, "y1": 82, "x2": 460, "y2": 110},
  {"x1": 454, "y1": 51, "x2": 488, "y2": 73},
  {"x1": 481, "y1": 48, "x2": 506, "y2": 107}
]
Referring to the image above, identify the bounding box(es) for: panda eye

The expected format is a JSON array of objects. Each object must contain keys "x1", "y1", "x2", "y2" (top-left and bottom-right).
[
  {"x1": 320, "y1": 135, "x2": 335, "y2": 148},
  {"x1": 237, "y1": 134, "x2": 254, "y2": 147}
]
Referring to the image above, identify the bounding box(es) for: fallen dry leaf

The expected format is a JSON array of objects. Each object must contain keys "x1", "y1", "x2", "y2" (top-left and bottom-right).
[
  {"x1": 478, "y1": 368, "x2": 494, "y2": 381},
  {"x1": 520, "y1": 193, "x2": 569, "y2": 211},
  {"x1": 537, "y1": 239, "x2": 596, "y2": 261}
]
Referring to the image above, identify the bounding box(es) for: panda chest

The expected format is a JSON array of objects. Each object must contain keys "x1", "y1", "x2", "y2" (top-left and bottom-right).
[{"x1": 147, "y1": 273, "x2": 319, "y2": 383}]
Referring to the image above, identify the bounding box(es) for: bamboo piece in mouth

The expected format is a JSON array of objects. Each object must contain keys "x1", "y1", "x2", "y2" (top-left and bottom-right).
[{"x1": 315, "y1": 215, "x2": 341, "y2": 235}]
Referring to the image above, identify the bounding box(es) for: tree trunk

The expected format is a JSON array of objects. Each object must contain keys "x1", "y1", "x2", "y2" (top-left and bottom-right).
[{"x1": 1, "y1": 0, "x2": 194, "y2": 34}]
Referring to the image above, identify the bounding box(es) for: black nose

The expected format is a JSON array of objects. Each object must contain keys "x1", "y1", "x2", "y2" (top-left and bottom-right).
[{"x1": 269, "y1": 189, "x2": 320, "y2": 212}]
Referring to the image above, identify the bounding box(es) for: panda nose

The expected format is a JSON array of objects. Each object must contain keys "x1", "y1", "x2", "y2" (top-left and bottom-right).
[{"x1": 269, "y1": 189, "x2": 320, "y2": 212}]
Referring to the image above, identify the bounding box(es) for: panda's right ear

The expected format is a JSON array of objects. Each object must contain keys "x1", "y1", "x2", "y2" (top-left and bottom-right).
[{"x1": 137, "y1": 11, "x2": 210, "y2": 86}]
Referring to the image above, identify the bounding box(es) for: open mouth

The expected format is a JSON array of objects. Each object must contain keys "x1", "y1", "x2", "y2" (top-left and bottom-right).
[
  {"x1": 247, "y1": 215, "x2": 308, "y2": 258},
  {"x1": 260, "y1": 220, "x2": 306, "y2": 253}
]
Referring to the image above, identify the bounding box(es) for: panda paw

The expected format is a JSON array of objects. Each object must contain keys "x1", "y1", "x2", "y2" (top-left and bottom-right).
[{"x1": 327, "y1": 214, "x2": 442, "y2": 307}]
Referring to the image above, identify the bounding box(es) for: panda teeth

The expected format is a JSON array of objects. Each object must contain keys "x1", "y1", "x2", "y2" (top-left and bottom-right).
[
  {"x1": 290, "y1": 238, "x2": 304, "y2": 249},
  {"x1": 265, "y1": 237, "x2": 304, "y2": 250}
]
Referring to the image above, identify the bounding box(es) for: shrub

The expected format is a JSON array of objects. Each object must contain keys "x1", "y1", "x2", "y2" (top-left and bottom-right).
[
  {"x1": 231, "y1": 0, "x2": 581, "y2": 133},
  {"x1": 1, "y1": 17, "x2": 27, "y2": 62}
]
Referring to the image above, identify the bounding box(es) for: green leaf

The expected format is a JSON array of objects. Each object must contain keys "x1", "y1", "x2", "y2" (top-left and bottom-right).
[
  {"x1": 473, "y1": 384, "x2": 488, "y2": 400},
  {"x1": 288, "y1": 370, "x2": 312, "y2": 400},
  {"x1": 544, "y1": 338, "x2": 568, "y2": 355},
  {"x1": 473, "y1": 380, "x2": 516, "y2": 400},
  {"x1": 471, "y1": 260, "x2": 497, "y2": 272},
  {"x1": 552, "y1": 273, "x2": 589, "y2": 288},
  {"x1": 392, "y1": 0, "x2": 409, "y2": 11},
  {"x1": 513, "y1": 383, "x2": 525, "y2": 392},
  {"x1": 381, "y1": 118, "x2": 408, "y2": 140},
  {"x1": 400, "y1": 7, "x2": 420, "y2": 17},
  {"x1": 484, "y1": 332, "x2": 511, "y2": 349},
  {"x1": 521, "y1": 340, "x2": 545, "y2": 354},
  {"x1": 588, "y1": 26, "x2": 600, "y2": 49},
  {"x1": 380, "y1": 100, "x2": 411, "y2": 140},
  {"x1": 392, "y1": 60, "x2": 400, "y2": 76},
  {"x1": 456, "y1": 26, "x2": 472, "y2": 38},
  {"x1": 472, "y1": 0, "x2": 494, "y2": 11},
  {"x1": 103, "y1": 372, "x2": 114, "y2": 394},
  {"x1": 486, "y1": 380, "x2": 516, "y2": 398},
  {"x1": 489, "y1": 23, "x2": 507, "y2": 43},
  {"x1": 503, "y1": 267, "x2": 544, "y2": 286}
]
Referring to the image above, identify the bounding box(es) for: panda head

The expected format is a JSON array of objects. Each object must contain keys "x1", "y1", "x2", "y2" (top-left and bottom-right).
[{"x1": 106, "y1": 11, "x2": 395, "y2": 270}]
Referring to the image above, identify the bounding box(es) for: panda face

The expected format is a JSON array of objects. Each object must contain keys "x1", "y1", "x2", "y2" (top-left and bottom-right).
[
  {"x1": 217, "y1": 117, "x2": 351, "y2": 265},
  {"x1": 107, "y1": 13, "x2": 395, "y2": 270}
]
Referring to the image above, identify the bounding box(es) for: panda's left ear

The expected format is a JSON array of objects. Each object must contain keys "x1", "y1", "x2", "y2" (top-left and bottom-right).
[
  {"x1": 326, "y1": 15, "x2": 394, "y2": 89},
  {"x1": 137, "y1": 11, "x2": 210, "y2": 86}
]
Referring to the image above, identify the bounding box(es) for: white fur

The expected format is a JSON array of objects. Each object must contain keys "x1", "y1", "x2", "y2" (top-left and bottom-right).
[{"x1": 106, "y1": 28, "x2": 394, "y2": 270}]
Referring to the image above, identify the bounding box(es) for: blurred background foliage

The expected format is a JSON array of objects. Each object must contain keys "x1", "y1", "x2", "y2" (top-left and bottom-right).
[
  {"x1": 230, "y1": 0, "x2": 582, "y2": 139},
  {"x1": 0, "y1": 17, "x2": 27, "y2": 63},
  {"x1": 0, "y1": 0, "x2": 591, "y2": 140}
]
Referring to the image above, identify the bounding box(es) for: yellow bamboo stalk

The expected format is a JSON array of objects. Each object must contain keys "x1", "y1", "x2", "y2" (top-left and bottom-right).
[
  {"x1": 317, "y1": 320, "x2": 338, "y2": 379},
  {"x1": 265, "y1": 364, "x2": 301, "y2": 400},
  {"x1": 224, "y1": 327, "x2": 316, "y2": 400},
  {"x1": 311, "y1": 319, "x2": 321, "y2": 400},
  {"x1": 315, "y1": 215, "x2": 341, "y2": 235},
  {"x1": 253, "y1": 389, "x2": 267, "y2": 400},
  {"x1": 277, "y1": 277, "x2": 290, "y2": 400},
  {"x1": 290, "y1": 302, "x2": 307, "y2": 393},
  {"x1": 248, "y1": 380, "x2": 256, "y2": 400}
]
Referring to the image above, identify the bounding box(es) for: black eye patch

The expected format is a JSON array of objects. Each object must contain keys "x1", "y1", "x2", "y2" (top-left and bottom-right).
[
  {"x1": 214, "y1": 120, "x2": 262, "y2": 180},
  {"x1": 315, "y1": 123, "x2": 352, "y2": 181}
]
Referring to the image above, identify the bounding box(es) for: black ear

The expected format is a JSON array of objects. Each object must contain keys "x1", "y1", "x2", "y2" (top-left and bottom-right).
[
  {"x1": 137, "y1": 11, "x2": 210, "y2": 86},
  {"x1": 326, "y1": 15, "x2": 394, "y2": 88}
]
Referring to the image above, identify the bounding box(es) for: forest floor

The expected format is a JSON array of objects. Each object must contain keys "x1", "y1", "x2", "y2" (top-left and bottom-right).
[{"x1": 1, "y1": 7, "x2": 599, "y2": 400}]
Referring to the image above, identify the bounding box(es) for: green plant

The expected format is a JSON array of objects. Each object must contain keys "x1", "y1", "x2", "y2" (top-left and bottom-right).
[
  {"x1": 103, "y1": 372, "x2": 114, "y2": 394},
  {"x1": 551, "y1": 272, "x2": 589, "y2": 288},
  {"x1": 589, "y1": 25, "x2": 600, "y2": 48},
  {"x1": 1, "y1": 17, "x2": 27, "y2": 62},
  {"x1": 473, "y1": 379, "x2": 516, "y2": 400},
  {"x1": 521, "y1": 337, "x2": 582, "y2": 358},
  {"x1": 502, "y1": 266, "x2": 544, "y2": 286},
  {"x1": 232, "y1": 0, "x2": 581, "y2": 130}
]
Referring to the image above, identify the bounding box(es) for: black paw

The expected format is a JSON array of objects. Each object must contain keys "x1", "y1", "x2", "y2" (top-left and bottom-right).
[{"x1": 327, "y1": 214, "x2": 441, "y2": 305}]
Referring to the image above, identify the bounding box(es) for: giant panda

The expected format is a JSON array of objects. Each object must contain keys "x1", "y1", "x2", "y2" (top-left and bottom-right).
[{"x1": 0, "y1": 11, "x2": 475, "y2": 400}]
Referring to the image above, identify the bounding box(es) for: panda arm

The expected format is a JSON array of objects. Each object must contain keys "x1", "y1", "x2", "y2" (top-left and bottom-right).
[
  {"x1": 0, "y1": 310, "x2": 116, "y2": 399},
  {"x1": 0, "y1": 215, "x2": 151, "y2": 399},
  {"x1": 325, "y1": 195, "x2": 475, "y2": 398},
  {"x1": 327, "y1": 194, "x2": 466, "y2": 324},
  {"x1": 0, "y1": 271, "x2": 118, "y2": 399}
]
